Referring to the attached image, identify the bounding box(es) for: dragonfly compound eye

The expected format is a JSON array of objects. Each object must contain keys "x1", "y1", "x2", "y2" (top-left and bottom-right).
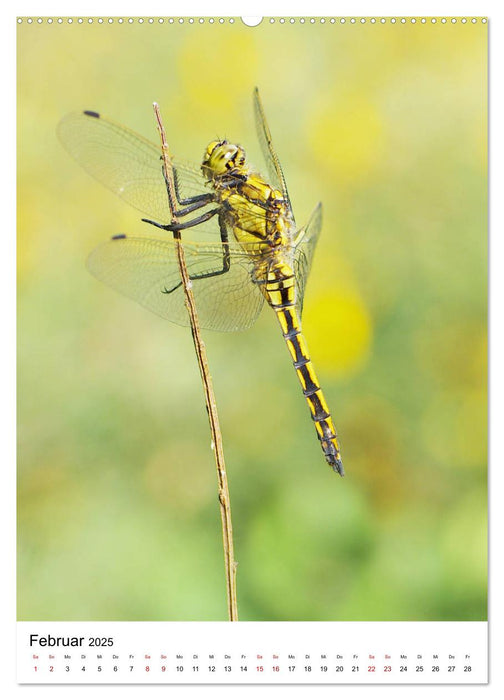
[{"x1": 202, "y1": 140, "x2": 246, "y2": 178}]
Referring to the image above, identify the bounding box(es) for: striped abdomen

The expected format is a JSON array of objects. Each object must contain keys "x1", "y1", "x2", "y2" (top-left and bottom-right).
[{"x1": 264, "y1": 262, "x2": 344, "y2": 475}]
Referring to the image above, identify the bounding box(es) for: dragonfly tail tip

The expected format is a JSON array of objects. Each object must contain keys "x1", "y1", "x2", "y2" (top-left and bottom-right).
[{"x1": 330, "y1": 458, "x2": 345, "y2": 477}]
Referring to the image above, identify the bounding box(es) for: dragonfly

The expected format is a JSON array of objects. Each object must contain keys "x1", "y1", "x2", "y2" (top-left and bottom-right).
[{"x1": 57, "y1": 88, "x2": 344, "y2": 476}]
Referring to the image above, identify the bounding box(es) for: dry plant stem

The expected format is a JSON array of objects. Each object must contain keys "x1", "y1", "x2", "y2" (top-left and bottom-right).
[{"x1": 152, "y1": 102, "x2": 238, "y2": 622}]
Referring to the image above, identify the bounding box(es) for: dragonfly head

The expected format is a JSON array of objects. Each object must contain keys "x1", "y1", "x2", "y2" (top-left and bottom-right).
[{"x1": 201, "y1": 140, "x2": 247, "y2": 180}]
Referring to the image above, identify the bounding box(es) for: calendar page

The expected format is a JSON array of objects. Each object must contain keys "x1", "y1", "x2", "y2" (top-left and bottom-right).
[{"x1": 16, "y1": 6, "x2": 488, "y2": 688}]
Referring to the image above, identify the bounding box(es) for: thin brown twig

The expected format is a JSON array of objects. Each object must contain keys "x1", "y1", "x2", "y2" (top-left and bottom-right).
[{"x1": 152, "y1": 102, "x2": 238, "y2": 622}]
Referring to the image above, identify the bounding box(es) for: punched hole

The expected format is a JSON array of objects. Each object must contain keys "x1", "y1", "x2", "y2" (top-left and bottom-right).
[{"x1": 241, "y1": 16, "x2": 263, "y2": 26}]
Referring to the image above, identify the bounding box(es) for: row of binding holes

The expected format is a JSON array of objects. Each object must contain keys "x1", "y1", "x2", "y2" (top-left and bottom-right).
[
  {"x1": 17, "y1": 17, "x2": 487, "y2": 24},
  {"x1": 18, "y1": 18, "x2": 233, "y2": 24},
  {"x1": 270, "y1": 17, "x2": 485, "y2": 24}
]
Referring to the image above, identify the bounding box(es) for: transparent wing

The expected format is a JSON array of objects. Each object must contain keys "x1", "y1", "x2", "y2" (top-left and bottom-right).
[
  {"x1": 87, "y1": 235, "x2": 265, "y2": 332},
  {"x1": 293, "y1": 202, "x2": 323, "y2": 314},
  {"x1": 57, "y1": 110, "x2": 222, "y2": 224},
  {"x1": 58, "y1": 109, "x2": 286, "y2": 230},
  {"x1": 253, "y1": 87, "x2": 292, "y2": 212}
]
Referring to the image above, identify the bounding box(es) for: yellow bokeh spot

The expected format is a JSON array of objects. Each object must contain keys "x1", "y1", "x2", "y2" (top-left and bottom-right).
[
  {"x1": 307, "y1": 94, "x2": 384, "y2": 184},
  {"x1": 179, "y1": 32, "x2": 259, "y2": 115},
  {"x1": 420, "y1": 390, "x2": 487, "y2": 471},
  {"x1": 414, "y1": 320, "x2": 487, "y2": 393},
  {"x1": 304, "y1": 290, "x2": 372, "y2": 377}
]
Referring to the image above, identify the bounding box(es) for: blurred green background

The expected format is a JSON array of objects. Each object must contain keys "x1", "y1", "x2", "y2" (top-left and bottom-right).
[{"x1": 17, "y1": 17, "x2": 487, "y2": 621}]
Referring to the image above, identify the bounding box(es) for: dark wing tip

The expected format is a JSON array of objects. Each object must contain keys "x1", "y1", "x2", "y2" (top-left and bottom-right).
[
  {"x1": 111, "y1": 234, "x2": 127, "y2": 240},
  {"x1": 83, "y1": 110, "x2": 100, "y2": 118}
]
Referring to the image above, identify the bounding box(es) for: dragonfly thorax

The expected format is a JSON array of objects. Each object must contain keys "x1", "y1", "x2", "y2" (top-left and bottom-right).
[{"x1": 201, "y1": 140, "x2": 248, "y2": 181}]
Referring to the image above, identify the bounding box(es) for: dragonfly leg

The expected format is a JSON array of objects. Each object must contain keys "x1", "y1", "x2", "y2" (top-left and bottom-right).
[
  {"x1": 170, "y1": 195, "x2": 216, "y2": 219},
  {"x1": 172, "y1": 167, "x2": 214, "y2": 208},
  {"x1": 162, "y1": 210, "x2": 231, "y2": 294},
  {"x1": 166, "y1": 169, "x2": 215, "y2": 216},
  {"x1": 147, "y1": 162, "x2": 218, "y2": 226},
  {"x1": 150, "y1": 163, "x2": 215, "y2": 219},
  {"x1": 142, "y1": 206, "x2": 221, "y2": 232}
]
